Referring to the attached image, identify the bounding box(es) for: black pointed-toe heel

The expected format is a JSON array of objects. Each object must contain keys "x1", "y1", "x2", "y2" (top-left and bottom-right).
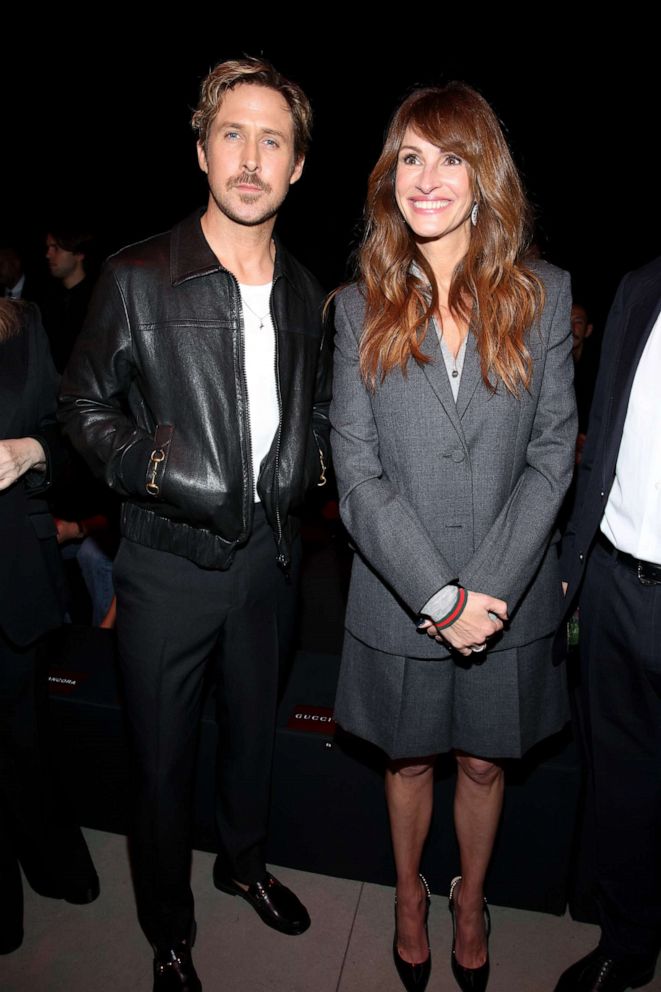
[
  {"x1": 393, "y1": 873, "x2": 432, "y2": 992},
  {"x1": 448, "y1": 875, "x2": 491, "y2": 992}
]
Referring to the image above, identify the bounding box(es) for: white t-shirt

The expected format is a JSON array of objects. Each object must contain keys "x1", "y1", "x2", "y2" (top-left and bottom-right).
[
  {"x1": 239, "y1": 282, "x2": 279, "y2": 502},
  {"x1": 601, "y1": 309, "x2": 661, "y2": 563}
]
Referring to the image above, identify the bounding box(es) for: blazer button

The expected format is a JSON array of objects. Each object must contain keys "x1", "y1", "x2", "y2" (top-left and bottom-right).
[
  {"x1": 450, "y1": 450, "x2": 465, "y2": 463},
  {"x1": 579, "y1": 553, "x2": 584, "y2": 561}
]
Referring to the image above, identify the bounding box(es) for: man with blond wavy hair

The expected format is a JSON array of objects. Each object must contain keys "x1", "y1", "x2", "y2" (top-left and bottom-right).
[{"x1": 61, "y1": 56, "x2": 330, "y2": 991}]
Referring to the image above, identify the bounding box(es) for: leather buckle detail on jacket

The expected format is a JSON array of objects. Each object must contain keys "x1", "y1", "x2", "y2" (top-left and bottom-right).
[{"x1": 145, "y1": 425, "x2": 174, "y2": 497}]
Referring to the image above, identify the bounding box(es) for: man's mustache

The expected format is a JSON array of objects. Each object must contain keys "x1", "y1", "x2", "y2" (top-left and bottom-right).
[{"x1": 228, "y1": 173, "x2": 272, "y2": 193}]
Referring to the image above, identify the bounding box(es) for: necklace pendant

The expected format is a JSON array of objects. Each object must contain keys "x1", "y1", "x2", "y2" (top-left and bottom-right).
[{"x1": 452, "y1": 369, "x2": 459, "y2": 378}]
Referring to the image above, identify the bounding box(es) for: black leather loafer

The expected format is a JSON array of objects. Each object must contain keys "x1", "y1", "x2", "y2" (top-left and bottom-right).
[
  {"x1": 213, "y1": 868, "x2": 310, "y2": 935},
  {"x1": 449, "y1": 876, "x2": 491, "y2": 992},
  {"x1": 0, "y1": 928, "x2": 23, "y2": 955},
  {"x1": 554, "y1": 947, "x2": 656, "y2": 991},
  {"x1": 0, "y1": 860, "x2": 24, "y2": 954},
  {"x1": 63, "y1": 873, "x2": 100, "y2": 905},
  {"x1": 24, "y1": 868, "x2": 100, "y2": 905},
  {"x1": 153, "y1": 940, "x2": 201, "y2": 992}
]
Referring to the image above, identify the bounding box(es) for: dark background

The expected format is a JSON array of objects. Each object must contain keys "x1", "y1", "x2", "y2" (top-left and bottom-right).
[{"x1": 2, "y1": 27, "x2": 657, "y2": 330}]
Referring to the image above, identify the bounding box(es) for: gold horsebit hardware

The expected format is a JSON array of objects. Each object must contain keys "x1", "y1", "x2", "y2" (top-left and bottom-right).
[{"x1": 146, "y1": 448, "x2": 166, "y2": 496}]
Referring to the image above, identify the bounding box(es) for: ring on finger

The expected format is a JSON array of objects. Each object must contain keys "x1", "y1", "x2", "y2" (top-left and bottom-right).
[{"x1": 472, "y1": 643, "x2": 487, "y2": 653}]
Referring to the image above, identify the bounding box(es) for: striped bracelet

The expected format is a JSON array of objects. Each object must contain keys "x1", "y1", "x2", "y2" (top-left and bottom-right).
[{"x1": 432, "y1": 586, "x2": 468, "y2": 631}]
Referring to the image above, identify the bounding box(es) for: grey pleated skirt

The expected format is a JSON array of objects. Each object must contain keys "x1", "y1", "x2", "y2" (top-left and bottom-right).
[{"x1": 334, "y1": 631, "x2": 569, "y2": 760}]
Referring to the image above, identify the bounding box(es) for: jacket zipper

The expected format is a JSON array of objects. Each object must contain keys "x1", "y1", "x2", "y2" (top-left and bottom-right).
[
  {"x1": 229, "y1": 272, "x2": 254, "y2": 539},
  {"x1": 270, "y1": 277, "x2": 289, "y2": 573}
]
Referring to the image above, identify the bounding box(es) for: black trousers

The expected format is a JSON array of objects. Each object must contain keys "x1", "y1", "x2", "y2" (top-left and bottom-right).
[
  {"x1": 579, "y1": 540, "x2": 661, "y2": 963},
  {"x1": 0, "y1": 631, "x2": 97, "y2": 944},
  {"x1": 113, "y1": 508, "x2": 299, "y2": 950}
]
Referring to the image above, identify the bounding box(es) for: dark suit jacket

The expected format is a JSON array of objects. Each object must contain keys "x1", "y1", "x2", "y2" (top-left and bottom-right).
[
  {"x1": 561, "y1": 256, "x2": 661, "y2": 601},
  {"x1": 0, "y1": 304, "x2": 66, "y2": 645}
]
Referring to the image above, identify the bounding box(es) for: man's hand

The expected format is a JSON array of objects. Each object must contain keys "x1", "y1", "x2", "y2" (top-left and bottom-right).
[
  {"x1": 55, "y1": 519, "x2": 84, "y2": 544},
  {"x1": 0, "y1": 437, "x2": 46, "y2": 490},
  {"x1": 421, "y1": 591, "x2": 508, "y2": 657}
]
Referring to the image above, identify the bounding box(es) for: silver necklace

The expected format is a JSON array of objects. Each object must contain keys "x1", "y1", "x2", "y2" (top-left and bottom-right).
[
  {"x1": 242, "y1": 297, "x2": 271, "y2": 330},
  {"x1": 434, "y1": 317, "x2": 467, "y2": 378}
]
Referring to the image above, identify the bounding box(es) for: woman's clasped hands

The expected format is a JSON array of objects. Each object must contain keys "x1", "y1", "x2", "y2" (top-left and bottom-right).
[{"x1": 420, "y1": 591, "x2": 508, "y2": 656}]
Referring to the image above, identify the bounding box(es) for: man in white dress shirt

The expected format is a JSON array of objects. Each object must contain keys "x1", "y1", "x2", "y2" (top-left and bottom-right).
[{"x1": 556, "y1": 258, "x2": 661, "y2": 991}]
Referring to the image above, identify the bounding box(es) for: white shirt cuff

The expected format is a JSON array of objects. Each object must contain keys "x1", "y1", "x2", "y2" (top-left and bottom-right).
[{"x1": 420, "y1": 584, "x2": 460, "y2": 621}]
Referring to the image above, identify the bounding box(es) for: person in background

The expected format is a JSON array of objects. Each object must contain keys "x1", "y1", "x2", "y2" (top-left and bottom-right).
[
  {"x1": 0, "y1": 298, "x2": 99, "y2": 954},
  {"x1": 42, "y1": 226, "x2": 95, "y2": 373},
  {"x1": 571, "y1": 302, "x2": 598, "y2": 456},
  {"x1": 0, "y1": 243, "x2": 39, "y2": 303},
  {"x1": 557, "y1": 259, "x2": 661, "y2": 992}
]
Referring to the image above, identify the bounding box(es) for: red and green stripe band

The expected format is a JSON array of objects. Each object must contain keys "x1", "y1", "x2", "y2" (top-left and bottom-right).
[{"x1": 432, "y1": 586, "x2": 467, "y2": 631}]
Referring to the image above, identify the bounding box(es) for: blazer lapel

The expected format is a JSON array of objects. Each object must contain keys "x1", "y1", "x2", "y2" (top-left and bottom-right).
[
  {"x1": 419, "y1": 323, "x2": 464, "y2": 442},
  {"x1": 455, "y1": 328, "x2": 481, "y2": 420},
  {"x1": 607, "y1": 279, "x2": 661, "y2": 448}
]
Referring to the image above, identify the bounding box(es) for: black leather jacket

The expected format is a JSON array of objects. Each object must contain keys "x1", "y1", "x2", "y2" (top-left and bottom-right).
[{"x1": 59, "y1": 212, "x2": 331, "y2": 570}]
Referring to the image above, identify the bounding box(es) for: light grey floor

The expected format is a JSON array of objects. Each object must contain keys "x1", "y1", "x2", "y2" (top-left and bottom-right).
[{"x1": 2, "y1": 828, "x2": 659, "y2": 992}]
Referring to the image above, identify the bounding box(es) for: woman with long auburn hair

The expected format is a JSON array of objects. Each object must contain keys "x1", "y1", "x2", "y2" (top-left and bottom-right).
[{"x1": 330, "y1": 82, "x2": 577, "y2": 992}]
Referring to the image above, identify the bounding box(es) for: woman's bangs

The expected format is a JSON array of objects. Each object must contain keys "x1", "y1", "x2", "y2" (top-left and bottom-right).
[{"x1": 408, "y1": 101, "x2": 477, "y2": 165}]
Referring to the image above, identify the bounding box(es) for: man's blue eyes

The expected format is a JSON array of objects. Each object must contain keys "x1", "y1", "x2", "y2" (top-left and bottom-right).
[{"x1": 223, "y1": 132, "x2": 279, "y2": 147}]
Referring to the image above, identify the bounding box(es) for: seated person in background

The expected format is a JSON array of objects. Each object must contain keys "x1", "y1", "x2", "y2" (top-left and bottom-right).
[
  {"x1": 53, "y1": 496, "x2": 119, "y2": 627},
  {"x1": 0, "y1": 298, "x2": 99, "y2": 955},
  {"x1": 40, "y1": 225, "x2": 118, "y2": 624}
]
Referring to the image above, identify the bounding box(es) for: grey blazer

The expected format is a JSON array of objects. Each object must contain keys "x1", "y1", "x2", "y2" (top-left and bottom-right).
[{"x1": 330, "y1": 261, "x2": 577, "y2": 660}]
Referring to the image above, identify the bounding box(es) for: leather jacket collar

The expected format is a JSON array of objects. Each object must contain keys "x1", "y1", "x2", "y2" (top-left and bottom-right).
[{"x1": 170, "y1": 210, "x2": 305, "y2": 300}]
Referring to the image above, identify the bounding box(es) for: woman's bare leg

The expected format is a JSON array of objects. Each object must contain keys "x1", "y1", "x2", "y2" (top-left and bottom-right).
[
  {"x1": 452, "y1": 752, "x2": 504, "y2": 968},
  {"x1": 385, "y1": 756, "x2": 436, "y2": 964}
]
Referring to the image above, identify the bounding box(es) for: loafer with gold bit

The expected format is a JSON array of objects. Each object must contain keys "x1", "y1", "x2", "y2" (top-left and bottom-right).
[{"x1": 213, "y1": 867, "x2": 310, "y2": 936}]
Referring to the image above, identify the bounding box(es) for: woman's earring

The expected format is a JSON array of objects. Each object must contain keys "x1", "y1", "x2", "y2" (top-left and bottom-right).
[{"x1": 471, "y1": 202, "x2": 479, "y2": 227}]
